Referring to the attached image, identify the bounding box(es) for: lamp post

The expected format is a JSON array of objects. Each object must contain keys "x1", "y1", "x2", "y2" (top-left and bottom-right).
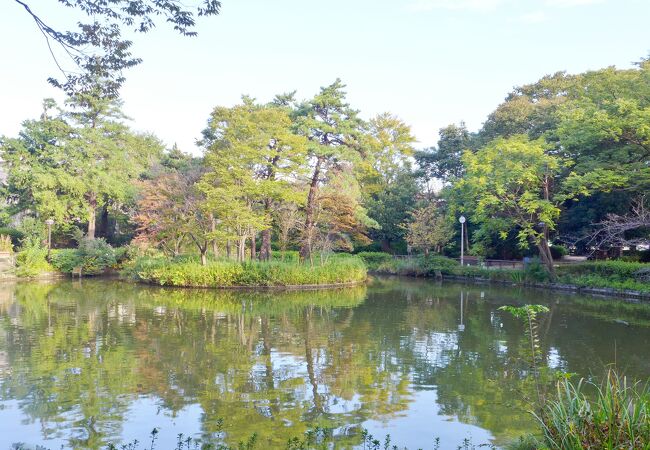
[
  {"x1": 459, "y1": 216, "x2": 466, "y2": 266},
  {"x1": 45, "y1": 219, "x2": 54, "y2": 260}
]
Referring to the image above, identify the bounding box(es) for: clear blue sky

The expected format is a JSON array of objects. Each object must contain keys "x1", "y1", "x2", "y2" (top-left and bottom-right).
[{"x1": 1, "y1": 0, "x2": 649, "y2": 153}]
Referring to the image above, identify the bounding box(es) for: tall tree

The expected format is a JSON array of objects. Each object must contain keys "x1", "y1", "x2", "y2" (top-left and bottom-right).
[
  {"x1": 1, "y1": 97, "x2": 163, "y2": 239},
  {"x1": 294, "y1": 79, "x2": 363, "y2": 261},
  {"x1": 403, "y1": 201, "x2": 453, "y2": 256},
  {"x1": 459, "y1": 135, "x2": 563, "y2": 278},
  {"x1": 200, "y1": 99, "x2": 307, "y2": 261},
  {"x1": 358, "y1": 113, "x2": 417, "y2": 252},
  {"x1": 416, "y1": 122, "x2": 475, "y2": 185}
]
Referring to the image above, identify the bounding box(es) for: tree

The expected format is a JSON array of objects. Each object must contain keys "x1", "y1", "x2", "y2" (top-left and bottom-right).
[
  {"x1": 459, "y1": 135, "x2": 562, "y2": 278},
  {"x1": 416, "y1": 122, "x2": 475, "y2": 185},
  {"x1": 402, "y1": 201, "x2": 453, "y2": 256},
  {"x1": 365, "y1": 169, "x2": 419, "y2": 253},
  {"x1": 13, "y1": 0, "x2": 221, "y2": 97},
  {"x1": 1, "y1": 97, "x2": 163, "y2": 239},
  {"x1": 134, "y1": 161, "x2": 214, "y2": 263},
  {"x1": 307, "y1": 169, "x2": 378, "y2": 263},
  {"x1": 478, "y1": 72, "x2": 573, "y2": 143},
  {"x1": 199, "y1": 99, "x2": 308, "y2": 261},
  {"x1": 358, "y1": 113, "x2": 417, "y2": 253},
  {"x1": 585, "y1": 196, "x2": 650, "y2": 252},
  {"x1": 294, "y1": 80, "x2": 363, "y2": 262}
]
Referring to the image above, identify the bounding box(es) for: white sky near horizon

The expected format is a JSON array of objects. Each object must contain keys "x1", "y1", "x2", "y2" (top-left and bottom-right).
[{"x1": 1, "y1": 0, "x2": 649, "y2": 155}]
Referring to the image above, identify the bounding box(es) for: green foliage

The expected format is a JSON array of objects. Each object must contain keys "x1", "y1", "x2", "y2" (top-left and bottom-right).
[
  {"x1": 0, "y1": 227, "x2": 24, "y2": 246},
  {"x1": 557, "y1": 261, "x2": 650, "y2": 293},
  {"x1": 2, "y1": 98, "x2": 164, "y2": 239},
  {"x1": 403, "y1": 202, "x2": 454, "y2": 255},
  {"x1": 15, "y1": 247, "x2": 53, "y2": 277},
  {"x1": 271, "y1": 250, "x2": 300, "y2": 263},
  {"x1": 549, "y1": 245, "x2": 567, "y2": 260},
  {"x1": 16, "y1": 217, "x2": 47, "y2": 248},
  {"x1": 524, "y1": 259, "x2": 551, "y2": 283},
  {"x1": 356, "y1": 251, "x2": 393, "y2": 270},
  {"x1": 373, "y1": 255, "x2": 460, "y2": 277},
  {"x1": 536, "y1": 371, "x2": 650, "y2": 449},
  {"x1": 50, "y1": 238, "x2": 117, "y2": 275},
  {"x1": 128, "y1": 255, "x2": 367, "y2": 287},
  {"x1": 0, "y1": 235, "x2": 13, "y2": 253}
]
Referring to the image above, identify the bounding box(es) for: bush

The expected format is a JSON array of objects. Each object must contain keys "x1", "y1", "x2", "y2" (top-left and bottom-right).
[
  {"x1": 15, "y1": 247, "x2": 53, "y2": 277},
  {"x1": 0, "y1": 227, "x2": 24, "y2": 247},
  {"x1": 558, "y1": 260, "x2": 646, "y2": 279},
  {"x1": 50, "y1": 238, "x2": 117, "y2": 275},
  {"x1": 357, "y1": 252, "x2": 393, "y2": 270},
  {"x1": 128, "y1": 256, "x2": 367, "y2": 287},
  {"x1": 271, "y1": 250, "x2": 300, "y2": 263},
  {"x1": 537, "y1": 370, "x2": 650, "y2": 449},
  {"x1": 549, "y1": 244, "x2": 567, "y2": 260}
]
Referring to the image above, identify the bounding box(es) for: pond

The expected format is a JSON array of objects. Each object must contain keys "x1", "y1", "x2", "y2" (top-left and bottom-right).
[{"x1": 0, "y1": 277, "x2": 649, "y2": 449}]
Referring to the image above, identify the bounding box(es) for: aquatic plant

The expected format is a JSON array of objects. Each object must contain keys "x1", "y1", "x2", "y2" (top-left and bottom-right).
[{"x1": 535, "y1": 370, "x2": 650, "y2": 449}]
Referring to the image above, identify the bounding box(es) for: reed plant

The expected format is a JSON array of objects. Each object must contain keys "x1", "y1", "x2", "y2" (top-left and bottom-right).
[{"x1": 535, "y1": 370, "x2": 650, "y2": 450}]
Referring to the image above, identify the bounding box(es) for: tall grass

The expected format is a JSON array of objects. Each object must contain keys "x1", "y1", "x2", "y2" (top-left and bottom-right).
[
  {"x1": 535, "y1": 370, "x2": 650, "y2": 450},
  {"x1": 125, "y1": 255, "x2": 367, "y2": 287}
]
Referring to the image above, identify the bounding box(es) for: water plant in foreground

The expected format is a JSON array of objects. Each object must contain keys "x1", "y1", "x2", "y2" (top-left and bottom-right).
[{"x1": 535, "y1": 370, "x2": 650, "y2": 450}]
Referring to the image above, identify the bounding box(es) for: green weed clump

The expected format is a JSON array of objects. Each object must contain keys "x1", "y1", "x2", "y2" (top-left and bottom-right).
[
  {"x1": 128, "y1": 255, "x2": 367, "y2": 287},
  {"x1": 50, "y1": 238, "x2": 118, "y2": 275},
  {"x1": 15, "y1": 247, "x2": 53, "y2": 277},
  {"x1": 536, "y1": 370, "x2": 650, "y2": 450},
  {"x1": 557, "y1": 261, "x2": 650, "y2": 293},
  {"x1": 356, "y1": 251, "x2": 393, "y2": 270}
]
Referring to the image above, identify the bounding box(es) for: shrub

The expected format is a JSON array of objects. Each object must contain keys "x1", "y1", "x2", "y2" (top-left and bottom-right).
[
  {"x1": 537, "y1": 370, "x2": 650, "y2": 449},
  {"x1": 357, "y1": 252, "x2": 393, "y2": 270},
  {"x1": 15, "y1": 247, "x2": 53, "y2": 277},
  {"x1": 549, "y1": 244, "x2": 567, "y2": 260},
  {"x1": 50, "y1": 238, "x2": 117, "y2": 275},
  {"x1": 0, "y1": 235, "x2": 13, "y2": 253},
  {"x1": 421, "y1": 255, "x2": 459, "y2": 272},
  {"x1": 558, "y1": 260, "x2": 646, "y2": 279},
  {"x1": 523, "y1": 258, "x2": 550, "y2": 282},
  {"x1": 271, "y1": 250, "x2": 300, "y2": 263},
  {"x1": 0, "y1": 227, "x2": 24, "y2": 247}
]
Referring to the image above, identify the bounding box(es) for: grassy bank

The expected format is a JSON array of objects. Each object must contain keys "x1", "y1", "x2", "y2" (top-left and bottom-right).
[
  {"x1": 124, "y1": 254, "x2": 368, "y2": 287},
  {"x1": 358, "y1": 252, "x2": 650, "y2": 295}
]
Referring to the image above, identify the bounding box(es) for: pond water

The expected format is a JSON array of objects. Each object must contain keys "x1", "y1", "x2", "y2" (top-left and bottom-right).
[{"x1": 0, "y1": 277, "x2": 649, "y2": 449}]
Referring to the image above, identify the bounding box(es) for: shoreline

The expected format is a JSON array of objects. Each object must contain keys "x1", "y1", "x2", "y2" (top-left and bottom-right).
[
  {"x1": 4, "y1": 270, "x2": 648, "y2": 300},
  {"x1": 371, "y1": 271, "x2": 650, "y2": 300}
]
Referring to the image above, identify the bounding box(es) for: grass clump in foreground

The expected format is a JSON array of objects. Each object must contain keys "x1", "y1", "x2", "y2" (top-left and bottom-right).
[
  {"x1": 125, "y1": 255, "x2": 367, "y2": 287},
  {"x1": 533, "y1": 370, "x2": 650, "y2": 450}
]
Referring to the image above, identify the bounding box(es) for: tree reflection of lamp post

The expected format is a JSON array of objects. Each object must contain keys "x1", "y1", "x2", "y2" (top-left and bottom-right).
[
  {"x1": 45, "y1": 219, "x2": 54, "y2": 260},
  {"x1": 459, "y1": 216, "x2": 466, "y2": 266}
]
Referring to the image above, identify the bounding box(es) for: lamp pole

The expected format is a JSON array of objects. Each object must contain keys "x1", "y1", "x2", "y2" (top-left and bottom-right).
[
  {"x1": 45, "y1": 219, "x2": 54, "y2": 260},
  {"x1": 459, "y1": 216, "x2": 466, "y2": 266}
]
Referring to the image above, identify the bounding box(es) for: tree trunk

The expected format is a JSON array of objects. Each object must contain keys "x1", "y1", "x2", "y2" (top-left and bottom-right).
[
  {"x1": 210, "y1": 215, "x2": 219, "y2": 258},
  {"x1": 300, "y1": 157, "x2": 323, "y2": 262},
  {"x1": 98, "y1": 205, "x2": 109, "y2": 239},
  {"x1": 537, "y1": 237, "x2": 556, "y2": 281},
  {"x1": 200, "y1": 248, "x2": 207, "y2": 266},
  {"x1": 238, "y1": 237, "x2": 247, "y2": 262},
  {"x1": 381, "y1": 239, "x2": 392, "y2": 253},
  {"x1": 250, "y1": 232, "x2": 256, "y2": 260},
  {"x1": 86, "y1": 193, "x2": 97, "y2": 239},
  {"x1": 226, "y1": 240, "x2": 231, "y2": 259},
  {"x1": 260, "y1": 228, "x2": 271, "y2": 261}
]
